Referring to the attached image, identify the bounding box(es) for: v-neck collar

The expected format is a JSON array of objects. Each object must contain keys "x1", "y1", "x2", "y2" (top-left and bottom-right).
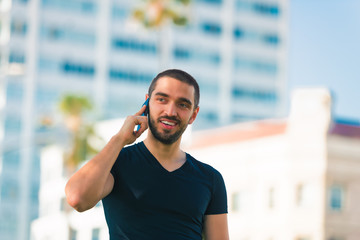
[{"x1": 139, "y1": 141, "x2": 189, "y2": 174}]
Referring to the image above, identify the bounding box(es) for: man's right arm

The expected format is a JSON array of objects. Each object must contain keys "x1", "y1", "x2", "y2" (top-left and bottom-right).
[{"x1": 65, "y1": 105, "x2": 148, "y2": 212}]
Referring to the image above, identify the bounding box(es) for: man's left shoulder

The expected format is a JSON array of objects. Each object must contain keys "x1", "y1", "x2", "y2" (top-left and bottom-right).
[{"x1": 186, "y1": 153, "x2": 222, "y2": 177}]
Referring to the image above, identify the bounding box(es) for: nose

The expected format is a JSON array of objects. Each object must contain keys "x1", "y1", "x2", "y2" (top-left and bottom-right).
[{"x1": 164, "y1": 102, "x2": 177, "y2": 116}]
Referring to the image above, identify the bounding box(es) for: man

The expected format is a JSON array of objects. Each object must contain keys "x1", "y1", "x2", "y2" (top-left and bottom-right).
[{"x1": 65, "y1": 69, "x2": 229, "y2": 240}]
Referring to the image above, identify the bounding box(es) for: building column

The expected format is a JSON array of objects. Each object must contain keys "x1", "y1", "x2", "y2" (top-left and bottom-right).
[
  {"x1": 218, "y1": 0, "x2": 234, "y2": 126},
  {"x1": 19, "y1": 0, "x2": 40, "y2": 239},
  {"x1": 94, "y1": 0, "x2": 111, "y2": 118}
]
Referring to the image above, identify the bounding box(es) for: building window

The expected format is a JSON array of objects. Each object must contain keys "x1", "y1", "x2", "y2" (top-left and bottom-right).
[
  {"x1": 11, "y1": 19, "x2": 28, "y2": 36},
  {"x1": 69, "y1": 228, "x2": 77, "y2": 240},
  {"x1": 329, "y1": 185, "x2": 344, "y2": 211},
  {"x1": 201, "y1": 22, "x2": 222, "y2": 35},
  {"x1": 0, "y1": 208, "x2": 18, "y2": 233},
  {"x1": 40, "y1": 25, "x2": 96, "y2": 45},
  {"x1": 92, "y1": 228, "x2": 100, "y2": 240},
  {"x1": 4, "y1": 115, "x2": 22, "y2": 134},
  {"x1": 61, "y1": 61, "x2": 95, "y2": 77},
  {"x1": 232, "y1": 87, "x2": 278, "y2": 104},
  {"x1": 0, "y1": 178, "x2": 20, "y2": 201},
  {"x1": 268, "y1": 187, "x2": 275, "y2": 209},
  {"x1": 6, "y1": 81, "x2": 24, "y2": 103},
  {"x1": 112, "y1": 38, "x2": 157, "y2": 55},
  {"x1": 9, "y1": 52, "x2": 25, "y2": 64},
  {"x1": 233, "y1": 57, "x2": 278, "y2": 75},
  {"x1": 233, "y1": 27, "x2": 244, "y2": 39},
  {"x1": 81, "y1": 1, "x2": 96, "y2": 13},
  {"x1": 112, "y1": 5, "x2": 127, "y2": 19},
  {"x1": 235, "y1": 0, "x2": 252, "y2": 11},
  {"x1": 296, "y1": 183, "x2": 313, "y2": 207},
  {"x1": 253, "y1": 2, "x2": 280, "y2": 17},
  {"x1": 328, "y1": 237, "x2": 344, "y2": 240},
  {"x1": 296, "y1": 237, "x2": 311, "y2": 240},
  {"x1": 263, "y1": 34, "x2": 280, "y2": 46},
  {"x1": 109, "y1": 68, "x2": 153, "y2": 83},
  {"x1": 173, "y1": 47, "x2": 191, "y2": 59},
  {"x1": 173, "y1": 47, "x2": 220, "y2": 66},
  {"x1": 232, "y1": 113, "x2": 261, "y2": 122},
  {"x1": 231, "y1": 191, "x2": 250, "y2": 212},
  {"x1": 231, "y1": 192, "x2": 241, "y2": 212},
  {"x1": 41, "y1": 0, "x2": 98, "y2": 15},
  {"x1": 235, "y1": 1, "x2": 280, "y2": 17},
  {"x1": 2, "y1": 150, "x2": 21, "y2": 169},
  {"x1": 197, "y1": 0, "x2": 222, "y2": 5},
  {"x1": 14, "y1": 0, "x2": 29, "y2": 3},
  {"x1": 203, "y1": 111, "x2": 218, "y2": 122},
  {"x1": 38, "y1": 57, "x2": 59, "y2": 73}
]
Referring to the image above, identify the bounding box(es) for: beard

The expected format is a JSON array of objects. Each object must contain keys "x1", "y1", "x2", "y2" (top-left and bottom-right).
[{"x1": 148, "y1": 113, "x2": 188, "y2": 145}]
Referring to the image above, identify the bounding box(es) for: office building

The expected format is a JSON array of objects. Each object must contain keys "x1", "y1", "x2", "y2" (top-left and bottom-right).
[{"x1": 1, "y1": 0, "x2": 288, "y2": 239}]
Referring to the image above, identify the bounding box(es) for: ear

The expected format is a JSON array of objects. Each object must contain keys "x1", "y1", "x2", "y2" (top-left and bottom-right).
[
  {"x1": 188, "y1": 106, "x2": 200, "y2": 125},
  {"x1": 145, "y1": 94, "x2": 149, "y2": 100}
]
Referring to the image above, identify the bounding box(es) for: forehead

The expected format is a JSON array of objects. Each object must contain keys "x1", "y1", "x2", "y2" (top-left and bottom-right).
[{"x1": 152, "y1": 76, "x2": 195, "y2": 102}]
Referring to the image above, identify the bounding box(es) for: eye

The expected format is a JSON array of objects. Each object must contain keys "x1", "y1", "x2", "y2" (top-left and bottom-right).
[{"x1": 179, "y1": 103, "x2": 190, "y2": 109}]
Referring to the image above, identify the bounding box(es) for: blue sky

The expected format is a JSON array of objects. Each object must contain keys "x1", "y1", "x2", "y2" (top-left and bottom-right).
[{"x1": 289, "y1": 0, "x2": 360, "y2": 122}]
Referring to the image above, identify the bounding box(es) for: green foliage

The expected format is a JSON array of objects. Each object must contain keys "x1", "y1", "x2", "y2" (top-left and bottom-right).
[
  {"x1": 132, "y1": 0, "x2": 191, "y2": 29},
  {"x1": 59, "y1": 94, "x2": 92, "y2": 116},
  {"x1": 58, "y1": 94, "x2": 104, "y2": 173},
  {"x1": 176, "y1": 0, "x2": 191, "y2": 4},
  {"x1": 64, "y1": 124, "x2": 102, "y2": 170}
]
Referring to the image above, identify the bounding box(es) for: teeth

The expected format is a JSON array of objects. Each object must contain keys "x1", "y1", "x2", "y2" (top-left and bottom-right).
[{"x1": 162, "y1": 120, "x2": 175, "y2": 126}]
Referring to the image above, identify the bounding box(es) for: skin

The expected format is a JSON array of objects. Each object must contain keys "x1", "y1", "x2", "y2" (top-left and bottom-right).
[{"x1": 65, "y1": 76, "x2": 229, "y2": 239}]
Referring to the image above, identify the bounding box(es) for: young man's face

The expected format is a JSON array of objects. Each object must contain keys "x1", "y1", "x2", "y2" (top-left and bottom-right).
[{"x1": 147, "y1": 76, "x2": 199, "y2": 145}]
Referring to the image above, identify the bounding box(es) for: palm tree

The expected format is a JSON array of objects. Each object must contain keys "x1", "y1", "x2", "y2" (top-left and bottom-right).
[
  {"x1": 59, "y1": 94, "x2": 103, "y2": 173},
  {"x1": 132, "y1": 0, "x2": 191, "y2": 29},
  {"x1": 131, "y1": 0, "x2": 192, "y2": 70}
]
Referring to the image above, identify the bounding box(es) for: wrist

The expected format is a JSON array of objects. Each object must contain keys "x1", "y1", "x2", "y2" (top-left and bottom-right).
[{"x1": 111, "y1": 133, "x2": 127, "y2": 148}]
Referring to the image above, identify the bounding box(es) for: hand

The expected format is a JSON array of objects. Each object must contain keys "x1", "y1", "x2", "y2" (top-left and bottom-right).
[{"x1": 117, "y1": 104, "x2": 148, "y2": 146}]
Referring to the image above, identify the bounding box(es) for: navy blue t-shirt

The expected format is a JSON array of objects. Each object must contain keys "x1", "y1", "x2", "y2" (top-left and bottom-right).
[{"x1": 102, "y1": 142, "x2": 227, "y2": 240}]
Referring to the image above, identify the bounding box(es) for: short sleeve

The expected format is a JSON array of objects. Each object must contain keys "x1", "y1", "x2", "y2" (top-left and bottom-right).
[
  {"x1": 205, "y1": 170, "x2": 228, "y2": 215},
  {"x1": 110, "y1": 147, "x2": 127, "y2": 180}
]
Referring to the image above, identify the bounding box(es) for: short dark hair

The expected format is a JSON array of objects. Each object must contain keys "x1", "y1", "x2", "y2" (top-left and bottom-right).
[{"x1": 148, "y1": 69, "x2": 200, "y2": 109}]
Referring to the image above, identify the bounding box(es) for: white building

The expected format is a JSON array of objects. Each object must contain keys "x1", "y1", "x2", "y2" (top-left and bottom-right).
[
  {"x1": 3, "y1": 0, "x2": 288, "y2": 239},
  {"x1": 31, "y1": 145, "x2": 109, "y2": 240},
  {"x1": 187, "y1": 88, "x2": 360, "y2": 240},
  {"x1": 31, "y1": 88, "x2": 360, "y2": 240}
]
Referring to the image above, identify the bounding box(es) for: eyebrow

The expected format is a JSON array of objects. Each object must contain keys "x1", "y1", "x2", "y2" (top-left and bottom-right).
[{"x1": 154, "y1": 92, "x2": 193, "y2": 106}]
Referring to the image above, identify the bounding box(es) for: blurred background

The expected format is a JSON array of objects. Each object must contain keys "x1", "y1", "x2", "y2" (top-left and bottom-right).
[{"x1": 0, "y1": 0, "x2": 359, "y2": 239}]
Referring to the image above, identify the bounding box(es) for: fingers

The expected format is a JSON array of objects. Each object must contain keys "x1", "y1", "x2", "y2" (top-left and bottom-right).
[
  {"x1": 118, "y1": 114, "x2": 148, "y2": 146},
  {"x1": 134, "y1": 121, "x2": 148, "y2": 137},
  {"x1": 118, "y1": 104, "x2": 149, "y2": 145},
  {"x1": 134, "y1": 104, "x2": 147, "y2": 116},
  {"x1": 133, "y1": 116, "x2": 148, "y2": 137}
]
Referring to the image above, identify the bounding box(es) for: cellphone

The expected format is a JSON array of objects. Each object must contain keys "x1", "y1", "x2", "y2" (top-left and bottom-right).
[
  {"x1": 141, "y1": 98, "x2": 149, "y2": 116},
  {"x1": 136, "y1": 98, "x2": 149, "y2": 131}
]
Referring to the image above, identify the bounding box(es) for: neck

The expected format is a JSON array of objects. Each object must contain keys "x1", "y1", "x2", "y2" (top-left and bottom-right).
[{"x1": 143, "y1": 133, "x2": 184, "y2": 164}]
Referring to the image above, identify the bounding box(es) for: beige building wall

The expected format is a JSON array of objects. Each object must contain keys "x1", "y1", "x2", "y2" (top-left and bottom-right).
[{"x1": 325, "y1": 135, "x2": 360, "y2": 240}]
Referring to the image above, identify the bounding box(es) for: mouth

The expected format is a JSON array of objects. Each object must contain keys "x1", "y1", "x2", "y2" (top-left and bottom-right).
[{"x1": 159, "y1": 118, "x2": 179, "y2": 129}]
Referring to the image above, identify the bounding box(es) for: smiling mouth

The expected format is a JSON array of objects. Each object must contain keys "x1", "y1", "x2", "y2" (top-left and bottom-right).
[{"x1": 160, "y1": 120, "x2": 176, "y2": 126}]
